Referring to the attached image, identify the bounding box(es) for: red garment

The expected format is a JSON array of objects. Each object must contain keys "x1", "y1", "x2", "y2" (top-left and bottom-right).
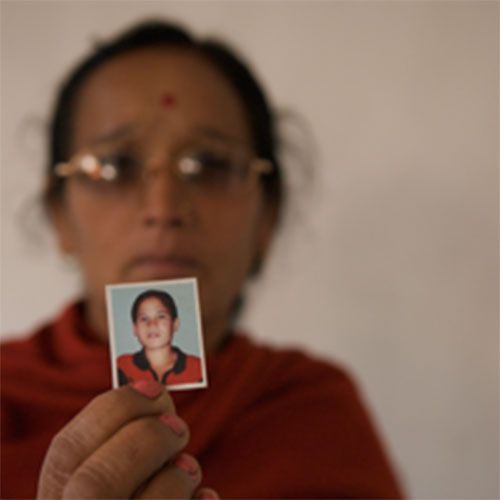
[
  {"x1": 117, "y1": 348, "x2": 203, "y2": 385},
  {"x1": 1, "y1": 303, "x2": 404, "y2": 499}
]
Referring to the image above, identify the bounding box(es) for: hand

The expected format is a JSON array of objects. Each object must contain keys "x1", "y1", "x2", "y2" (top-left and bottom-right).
[{"x1": 37, "y1": 380, "x2": 213, "y2": 499}]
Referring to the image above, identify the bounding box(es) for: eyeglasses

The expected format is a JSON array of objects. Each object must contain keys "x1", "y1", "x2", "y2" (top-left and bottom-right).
[{"x1": 54, "y1": 130, "x2": 273, "y2": 198}]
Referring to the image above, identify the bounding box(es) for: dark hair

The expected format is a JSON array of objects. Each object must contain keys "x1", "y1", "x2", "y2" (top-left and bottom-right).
[
  {"x1": 131, "y1": 289, "x2": 178, "y2": 323},
  {"x1": 45, "y1": 19, "x2": 283, "y2": 214}
]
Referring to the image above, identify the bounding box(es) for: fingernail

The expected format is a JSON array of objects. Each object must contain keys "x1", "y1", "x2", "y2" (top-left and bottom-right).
[
  {"x1": 131, "y1": 380, "x2": 164, "y2": 399},
  {"x1": 158, "y1": 413, "x2": 186, "y2": 436},
  {"x1": 174, "y1": 453, "x2": 199, "y2": 480},
  {"x1": 199, "y1": 489, "x2": 219, "y2": 500}
]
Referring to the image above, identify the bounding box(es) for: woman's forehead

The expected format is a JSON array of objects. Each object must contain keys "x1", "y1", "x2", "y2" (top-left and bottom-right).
[{"x1": 71, "y1": 47, "x2": 250, "y2": 151}]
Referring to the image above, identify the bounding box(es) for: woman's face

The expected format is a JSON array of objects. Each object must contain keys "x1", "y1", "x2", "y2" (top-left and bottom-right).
[
  {"x1": 133, "y1": 297, "x2": 178, "y2": 350},
  {"x1": 50, "y1": 47, "x2": 277, "y2": 350}
]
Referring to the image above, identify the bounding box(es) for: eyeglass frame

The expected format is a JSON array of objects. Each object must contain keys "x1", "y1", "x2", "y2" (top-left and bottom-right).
[{"x1": 52, "y1": 143, "x2": 274, "y2": 197}]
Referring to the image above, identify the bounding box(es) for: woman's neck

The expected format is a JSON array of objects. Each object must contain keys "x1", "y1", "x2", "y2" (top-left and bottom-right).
[{"x1": 85, "y1": 299, "x2": 109, "y2": 342}]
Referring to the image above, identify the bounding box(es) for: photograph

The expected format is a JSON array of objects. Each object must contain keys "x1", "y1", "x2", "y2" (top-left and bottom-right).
[{"x1": 106, "y1": 278, "x2": 207, "y2": 391}]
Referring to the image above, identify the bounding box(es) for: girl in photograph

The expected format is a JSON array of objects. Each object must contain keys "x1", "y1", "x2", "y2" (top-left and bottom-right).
[{"x1": 117, "y1": 289, "x2": 202, "y2": 386}]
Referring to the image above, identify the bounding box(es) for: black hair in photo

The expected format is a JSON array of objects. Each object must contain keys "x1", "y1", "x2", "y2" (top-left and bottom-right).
[{"x1": 131, "y1": 289, "x2": 178, "y2": 322}]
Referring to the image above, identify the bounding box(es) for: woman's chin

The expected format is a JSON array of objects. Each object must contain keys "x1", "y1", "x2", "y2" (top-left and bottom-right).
[{"x1": 124, "y1": 269, "x2": 198, "y2": 284}]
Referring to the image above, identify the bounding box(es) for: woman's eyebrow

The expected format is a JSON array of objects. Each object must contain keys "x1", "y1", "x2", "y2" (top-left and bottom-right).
[
  {"x1": 87, "y1": 124, "x2": 246, "y2": 147},
  {"x1": 89, "y1": 123, "x2": 136, "y2": 145},
  {"x1": 193, "y1": 125, "x2": 245, "y2": 145}
]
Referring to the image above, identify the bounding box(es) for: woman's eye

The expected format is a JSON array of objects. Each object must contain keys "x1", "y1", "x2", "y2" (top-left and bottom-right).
[
  {"x1": 199, "y1": 152, "x2": 233, "y2": 170},
  {"x1": 181, "y1": 150, "x2": 235, "y2": 181},
  {"x1": 98, "y1": 152, "x2": 140, "y2": 183}
]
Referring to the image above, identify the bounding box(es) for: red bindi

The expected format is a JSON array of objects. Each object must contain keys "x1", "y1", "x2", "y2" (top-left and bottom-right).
[{"x1": 160, "y1": 93, "x2": 176, "y2": 108}]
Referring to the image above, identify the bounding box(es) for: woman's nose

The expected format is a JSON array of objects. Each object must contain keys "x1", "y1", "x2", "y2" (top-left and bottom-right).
[{"x1": 139, "y1": 162, "x2": 194, "y2": 228}]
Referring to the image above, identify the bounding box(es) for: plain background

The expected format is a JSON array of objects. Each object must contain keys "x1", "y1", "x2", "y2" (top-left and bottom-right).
[{"x1": 1, "y1": 1, "x2": 498, "y2": 498}]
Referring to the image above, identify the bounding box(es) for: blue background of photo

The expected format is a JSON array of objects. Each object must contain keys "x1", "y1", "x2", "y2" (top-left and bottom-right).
[{"x1": 109, "y1": 280, "x2": 203, "y2": 358}]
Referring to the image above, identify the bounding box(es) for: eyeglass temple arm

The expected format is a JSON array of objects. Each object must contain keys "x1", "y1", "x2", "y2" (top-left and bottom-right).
[{"x1": 251, "y1": 158, "x2": 273, "y2": 175}]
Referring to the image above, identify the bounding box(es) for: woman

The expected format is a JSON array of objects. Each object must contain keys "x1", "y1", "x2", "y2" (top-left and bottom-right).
[
  {"x1": 1, "y1": 20, "x2": 404, "y2": 499},
  {"x1": 117, "y1": 289, "x2": 203, "y2": 386}
]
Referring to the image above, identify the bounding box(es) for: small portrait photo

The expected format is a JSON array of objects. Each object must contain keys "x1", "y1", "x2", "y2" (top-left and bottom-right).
[{"x1": 106, "y1": 278, "x2": 207, "y2": 391}]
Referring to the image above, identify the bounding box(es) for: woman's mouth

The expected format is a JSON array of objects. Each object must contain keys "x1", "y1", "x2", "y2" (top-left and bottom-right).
[{"x1": 126, "y1": 254, "x2": 199, "y2": 280}]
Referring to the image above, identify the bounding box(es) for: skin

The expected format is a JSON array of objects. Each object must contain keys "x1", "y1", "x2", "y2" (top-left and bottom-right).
[{"x1": 41, "y1": 47, "x2": 278, "y2": 498}]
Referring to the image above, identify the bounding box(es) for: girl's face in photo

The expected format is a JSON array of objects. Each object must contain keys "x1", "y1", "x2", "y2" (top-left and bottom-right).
[
  {"x1": 133, "y1": 297, "x2": 178, "y2": 350},
  {"x1": 50, "y1": 47, "x2": 277, "y2": 348}
]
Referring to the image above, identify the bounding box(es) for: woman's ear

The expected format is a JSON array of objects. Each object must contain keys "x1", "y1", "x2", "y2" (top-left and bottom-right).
[
  {"x1": 253, "y1": 200, "x2": 280, "y2": 275},
  {"x1": 49, "y1": 202, "x2": 75, "y2": 255},
  {"x1": 44, "y1": 185, "x2": 76, "y2": 256}
]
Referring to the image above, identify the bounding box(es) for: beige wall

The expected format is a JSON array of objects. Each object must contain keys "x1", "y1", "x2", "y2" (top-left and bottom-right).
[{"x1": 1, "y1": 1, "x2": 498, "y2": 498}]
